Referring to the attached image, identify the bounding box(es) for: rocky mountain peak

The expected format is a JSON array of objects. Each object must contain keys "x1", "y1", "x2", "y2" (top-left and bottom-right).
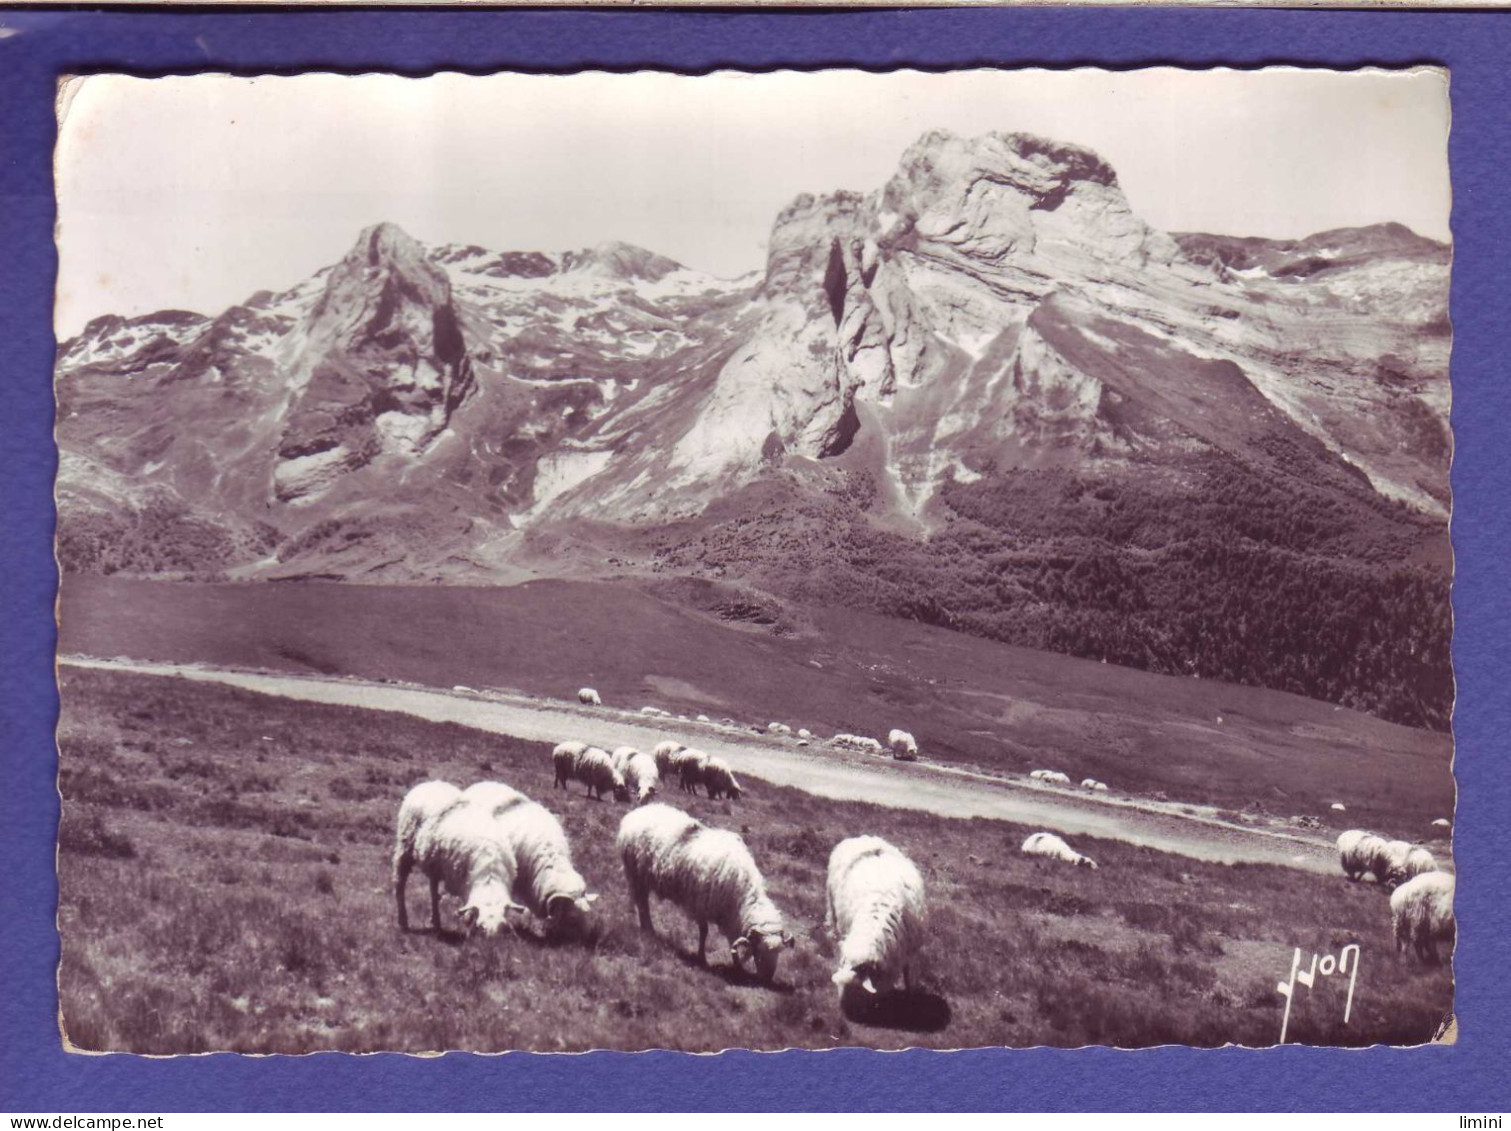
[
  {"x1": 560, "y1": 240, "x2": 685, "y2": 283},
  {"x1": 273, "y1": 221, "x2": 476, "y2": 502}
]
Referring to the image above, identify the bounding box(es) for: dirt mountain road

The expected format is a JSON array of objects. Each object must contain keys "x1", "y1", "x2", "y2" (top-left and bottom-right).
[{"x1": 60, "y1": 655, "x2": 1342, "y2": 875}]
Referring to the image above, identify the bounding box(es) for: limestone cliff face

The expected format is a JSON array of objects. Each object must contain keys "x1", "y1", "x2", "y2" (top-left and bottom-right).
[
  {"x1": 273, "y1": 223, "x2": 477, "y2": 501},
  {"x1": 54, "y1": 127, "x2": 1452, "y2": 581}
]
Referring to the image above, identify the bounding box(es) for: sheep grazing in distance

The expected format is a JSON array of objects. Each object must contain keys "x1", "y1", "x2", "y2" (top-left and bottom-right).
[
  {"x1": 767, "y1": 722, "x2": 793, "y2": 736},
  {"x1": 623, "y1": 751, "x2": 661, "y2": 805},
  {"x1": 652, "y1": 740, "x2": 685, "y2": 777},
  {"x1": 1432, "y1": 818, "x2": 1452, "y2": 829},
  {"x1": 616, "y1": 803, "x2": 795, "y2": 981},
  {"x1": 826, "y1": 836, "x2": 926, "y2": 997},
  {"x1": 552, "y1": 741, "x2": 588, "y2": 790},
  {"x1": 1021, "y1": 831, "x2": 1098, "y2": 869},
  {"x1": 577, "y1": 688, "x2": 602, "y2": 706},
  {"x1": 1395, "y1": 845, "x2": 1440, "y2": 886},
  {"x1": 462, "y1": 781, "x2": 600, "y2": 938},
  {"x1": 857, "y1": 737, "x2": 884, "y2": 755},
  {"x1": 1390, "y1": 871, "x2": 1455, "y2": 964},
  {"x1": 1337, "y1": 829, "x2": 1388, "y2": 881},
  {"x1": 888, "y1": 729, "x2": 919, "y2": 762},
  {"x1": 797, "y1": 728, "x2": 813, "y2": 741},
  {"x1": 1368, "y1": 839, "x2": 1417, "y2": 889},
  {"x1": 393, "y1": 780, "x2": 523, "y2": 936},
  {"x1": 640, "y1": 706, "x2": 671, "y2": 718},
  {"x1": 610, "y1": 745, "x2": 639, "y2": 776},
  {"x1": 1331, "y1": 803, "x2": 1347, "y2": 811},
  {"x1": 696, "y1": 715, "x2": 711, "y2": 723},
  {"x1": 702, "y1": 756, "x2": 742, "y2": 801},
  {"x1": 1030, "y1": 770, "x2": 1072, "y2": 785},
  {"x1": 574, "y1": 746, "x2": 631, "y2": 802},
  {"x1": 1077, "y1": 777, "x2": 1111, "y2": 792},
  {"x1": 673, "y1": 748, "x2": 710, "y2": 795}
]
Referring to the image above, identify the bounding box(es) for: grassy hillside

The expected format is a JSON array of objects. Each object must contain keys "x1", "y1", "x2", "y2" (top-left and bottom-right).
[
  {"x1": 58, "y1": 576, "x2": 1453, "y2": 837},
  {"x1": 643, "y1": 457, "x2": 1452, "y2": 731},
  {"x1": 57, "y1": 667, "x2": 1452, "y2": 1053}
]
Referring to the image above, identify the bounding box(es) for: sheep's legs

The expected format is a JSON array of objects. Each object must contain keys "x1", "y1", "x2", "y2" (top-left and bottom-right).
[
  {"x1": 429, "y1": 876, "x2": 443, "y2": 931},
  {"x1": 697, "y1": 921, "x2": 709, "y2": 965},
  {"x1": 394, "y1": 856, "x2": 411, "y2": 931}
]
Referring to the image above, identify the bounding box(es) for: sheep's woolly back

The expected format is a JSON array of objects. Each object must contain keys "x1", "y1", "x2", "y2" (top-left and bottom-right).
[
  {"x1": 617, "y1": 804, "x2": 781, "y2": 944},
  {"x1": 702, "y1": 757, "x2": 740, "y2": 798},
  {"x1": 1021, "y1": 831, "x2": 1095, "y2": 867},
  {"x1": 1390, "y1": 871, "x2": 1455, "y2": 953},
  {"x1": 394, "y1": 780, "x2": 464, "y2": 875},
  {"x1": 624, "y1": 751, "x2": 661, "y2": 802},
  {"x1": 577, "y1": 747, "x2": 625, "y2": 795},
  {"x1": 1337, "y1": 829, "x2": 1387, "y2": 878},
  {"x1": 413, "y1": 792, "x2": 518, "y2": 908},
  {"x1": 826, "y1": 836, "x2": 926, "y2": 989},
  {"x1": 461, "y1": 779, "x2": 530, "y2": 816},
  {"x1": 611, "y1": 746, "x2": 639, "y2": 775},
  {"x1": 495, "y1": 800, "x2": 590, "y2": 915}
]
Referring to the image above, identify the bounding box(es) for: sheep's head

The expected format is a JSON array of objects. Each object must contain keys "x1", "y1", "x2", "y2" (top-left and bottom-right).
[
  {"x1": 545, "y1": 891, "x2": 599, "y2": 937},
  {"x1": 612, "y1": 774, "x2": 630, "y2": 803},
  {"x1": 727, "y1": 783, "x2": 743, "y2": 800},
  {"x1": 639, "y1": 784, "x2": 658, "y2": 804},
  {"x1": 459, "y1": 897, "x2": 524, "y2": 938},
  {"x1": 832, "y1": 961, "x2": 892, "y2": 996},
  {"x1": 1077, "y1": 856, "x2": 1098, "y2": 870},
  {"x1": 733, "y1": 925, "x2": 795, "y2": 983}
]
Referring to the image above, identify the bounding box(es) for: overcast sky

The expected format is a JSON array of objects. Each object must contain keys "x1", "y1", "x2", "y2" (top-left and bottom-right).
[{"x1": 54, "y1": 68, "x2": 1450, "y2": 338}]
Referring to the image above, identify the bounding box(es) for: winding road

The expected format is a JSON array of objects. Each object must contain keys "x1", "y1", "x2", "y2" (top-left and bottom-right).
[{"x1": 61, "y1": 655, "x2": 1342, "y2": 875}]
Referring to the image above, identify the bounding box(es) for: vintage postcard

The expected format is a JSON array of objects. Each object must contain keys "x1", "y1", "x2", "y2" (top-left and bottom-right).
[{"x1": 52, "y1": 68, "x2": 1453, "y2": 1054}]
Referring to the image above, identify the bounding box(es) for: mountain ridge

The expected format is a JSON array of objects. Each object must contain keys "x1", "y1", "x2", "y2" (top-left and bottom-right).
[{"x1": 54, "y1": 127, "x2": 1453, "y2": 729}]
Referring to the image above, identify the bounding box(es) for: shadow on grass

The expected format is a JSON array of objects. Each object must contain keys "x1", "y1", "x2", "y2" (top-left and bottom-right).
[
  {"x1": 840, "y1": 984, "x2": 952, "y2": 1032},
  {"x1": 656, "y1": 939, "x2": 797, "y2": 993}
]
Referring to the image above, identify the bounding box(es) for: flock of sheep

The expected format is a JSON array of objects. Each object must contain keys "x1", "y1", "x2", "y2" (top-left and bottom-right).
[
  {"x1": 392, "y1": 738, "x2": 928, "y2": 996},
  {"x1": 1336, "y1": 829, "x2": 1456, "y2": 965}
]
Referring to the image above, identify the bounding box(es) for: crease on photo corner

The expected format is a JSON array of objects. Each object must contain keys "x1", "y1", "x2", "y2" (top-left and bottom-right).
[{"x1": 49, "y1": 64, "x2": 1457, "y2": 1058}]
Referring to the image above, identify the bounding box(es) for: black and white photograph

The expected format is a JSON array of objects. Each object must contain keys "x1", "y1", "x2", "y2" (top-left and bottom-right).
[{"x1": 52, "y1": 68, "x2": 1454, "y2": 1054}]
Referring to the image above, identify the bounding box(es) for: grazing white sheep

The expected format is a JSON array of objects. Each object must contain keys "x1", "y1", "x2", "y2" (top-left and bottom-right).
[
  {"x1": 857, "y1": 737, "x2": 884, "y2": 755},
  {"x1": 640, "y1": 706, "x2": 671, "y2": 718},
  {"x1": 1369, "y1": 839, "x2": 1417, "y2": 889},
  {"x1": 577, "y1": 688, "x2": 602, "y2": 706},
  {"x1": 1030, "y1": 770, "x2": 1072, "y2": 785},
  {"x1": 610, "y1": 745, "x2": 639, "y2": 776},
  {"x1": 552, "y1": 741, "x2": 588, "y2": 790},
  {"x1": 623, "y1": 751, "x2": 661, "y2": 805},
  {"x1": 701, "y1": 756, "x2": 743, "y2": 801},
  {"x1": 696, "y1": 715, "x2": 711, "y2": 723},
  {"x1": 1396, "y1": 845, "x2": 1440, "y2": 885},
  {"x1": 1020, "y1": 831, "x2": 1097, "y2": 869},
  {"x1": 1390, "y1": 871, "x2": 1455, "y2": 964},
  {"x1": 652, "y1": 740, "x2": 684, "y2": 777},
  {"x1": 1331, "y1": 803, "x2": 1347, "y2": 811},
  {"x1": 674, "y1": 748, "x2": 710, "y2": 795},
  {"x1": 393, "y1": 780, "x2": 465, "y2": 931},
  {"x1": 830, "y1": 733, "x2": 855, "y2": 748},
  {"x1": 888, "y1": 729, "x2": 919, "y2": 761},
  {"x1": 767, "y1": 722, "x2": 793, "y2": 736},
  {"x1": 393, "y1": 780, "x2": 522, "y2": 936},
  {"x1": 1337, "y1": 830, "x2": 1388, "y2": 881},
  {"x1": 1432, "y1": 818, "x2": 1451, "y2": 829},
  {"x1": 797, "y1": 728, "x2": 813, "y2": 741},
  {"x1": 826, "y1": 836, "x2": 926, "y2": 997},
  {"x1": 1080, "y1": 778, "x2": 1099, "y2": 789},
  {"x1": 616, "y1": 803, "x2": 794, "y2": 981},
  {"x1": 575, "y1": 746, "x2": 630, "y2": 802},
  {"x1": 462, "y1": 782, "x2": 599, "y2": 937}
]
